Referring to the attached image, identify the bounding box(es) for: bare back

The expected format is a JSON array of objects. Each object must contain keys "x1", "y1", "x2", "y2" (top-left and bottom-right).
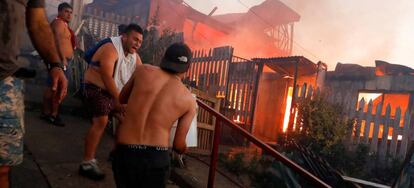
[{"x1": 117, "y1": 64, "x2": 196, "y2": 151}]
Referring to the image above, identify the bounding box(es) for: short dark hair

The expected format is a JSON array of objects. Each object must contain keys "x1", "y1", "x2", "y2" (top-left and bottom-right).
[
  {"x1": 124, "y1": 24, "x2": 143, "y2": 35},
  {"x1": 58, "y1": 2, "x2": 72, "y2": 12}
]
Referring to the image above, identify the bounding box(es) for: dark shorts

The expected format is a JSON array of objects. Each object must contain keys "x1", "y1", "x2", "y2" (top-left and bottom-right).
[
  {"x1": 112, "y1": 144, "x2": 171, "y2": 188},
  {"x1": 83, "y1": 84, "x2": 115, "y2": 117},
  {"x1": 0, "y1": 77, "x2": 24, "y2": 166}
]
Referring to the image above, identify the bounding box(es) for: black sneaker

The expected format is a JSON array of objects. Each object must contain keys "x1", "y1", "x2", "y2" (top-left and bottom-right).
[
  {"x1": 40, "y1": 113, "x2": 50, "y2": 121},
  {"x1": 79, "y1": 159, "x2": 105, "y2": 181},
  {"x1": 47, "y1": 115, "x2": 65, "y2": 127}
]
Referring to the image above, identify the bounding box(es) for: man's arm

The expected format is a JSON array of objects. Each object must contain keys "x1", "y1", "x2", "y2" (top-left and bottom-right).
[
  {"x1": 119, "y1": 71, "x2": 136, "y2": 104},
  {"x1": 51, "y1": 21, "x2": 68, "y2": 65},
  {"x1": 26, "y1": 6, "x2": 61, "y2": 64},
  {"x1": 98, "y1": 44, "x2": 120, "y2": 100},
  {"x1": 26, "y1": 3, "x2": 68, "y2": 102},
  {"x1": 173, "y1": 99, "x2": 197, "y2": 154}
]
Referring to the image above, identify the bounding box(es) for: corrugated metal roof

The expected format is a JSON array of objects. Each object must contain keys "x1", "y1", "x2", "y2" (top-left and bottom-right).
[{"x1": 253, "y1": 56, "x2": 318, "y2": 76}]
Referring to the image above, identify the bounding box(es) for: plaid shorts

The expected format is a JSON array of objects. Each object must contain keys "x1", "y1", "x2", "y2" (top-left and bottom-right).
[
  {"x1": 0, "y1": 76, "x2": 24, "y2": 166},
  {"x1": 83, "y1": 84, "x2": 115, "y2": 117}
]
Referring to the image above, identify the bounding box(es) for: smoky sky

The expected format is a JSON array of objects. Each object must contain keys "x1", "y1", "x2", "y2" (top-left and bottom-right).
[{"x1": 187, "y1": 0, "x2": 414, "y2": 70}]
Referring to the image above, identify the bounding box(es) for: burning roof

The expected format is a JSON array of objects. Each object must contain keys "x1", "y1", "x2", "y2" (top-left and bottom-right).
[
  {"x1": 213, "y1": 0, "x2": 300, "y2": 29},
  {"x1": 327, "y1": 61, "x2": 414, "y2": 80},
  {"x1": 375, "y1": 60, "x2": 414, "y2": 76}
]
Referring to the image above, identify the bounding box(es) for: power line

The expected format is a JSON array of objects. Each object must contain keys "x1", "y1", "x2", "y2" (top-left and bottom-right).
[{"x1": 236, "y1": 0, "x2": 321, "y2": 60}]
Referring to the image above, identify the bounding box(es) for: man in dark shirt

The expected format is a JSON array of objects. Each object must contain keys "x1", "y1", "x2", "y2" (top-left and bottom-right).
[{"x1": 0, "y1": 0, "x2": 67, "y2": 187}]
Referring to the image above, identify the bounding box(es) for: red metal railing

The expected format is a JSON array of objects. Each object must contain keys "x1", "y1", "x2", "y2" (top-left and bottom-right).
[{"x1": 196, "y1": 99, "x2": 331, "y2": 188}]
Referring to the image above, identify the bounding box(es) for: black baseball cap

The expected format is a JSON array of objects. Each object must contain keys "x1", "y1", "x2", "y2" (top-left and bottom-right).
[{"x1": 160, "y1": 43, "x2": 192, "y2": 73}]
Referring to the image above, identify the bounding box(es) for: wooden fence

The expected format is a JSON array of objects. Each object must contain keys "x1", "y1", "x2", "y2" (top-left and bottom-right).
[
  {"x1": 183, "y1": 46, "x2": 259, "y2": 130},
  {"x1": 189, "y1": 88, "x2": 221, "y2": 155},
  {"x1": 292, "y1": 84, "x2": 413, "y2": 159},
  {"x1": 184, "y1": 46, "x2": 233, "y2": 98},
  {"x1": 352, "y1": 99, "x2": 412, "y2": 159},
  {"x1": 222, "y1": 56, "x2": 260, "y2": 130}
]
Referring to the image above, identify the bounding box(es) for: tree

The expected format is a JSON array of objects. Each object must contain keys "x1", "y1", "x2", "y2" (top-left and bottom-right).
[{"x1": 138, "y1": 6, "x2": 183, "y2": 66}]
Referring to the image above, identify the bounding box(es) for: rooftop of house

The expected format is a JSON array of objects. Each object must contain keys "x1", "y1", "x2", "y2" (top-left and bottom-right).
[
  {"x1": 213, "y1": 0, "x2": 300, "y2": 29},
  {"x1": 327, "y1": 61, "x2": 414, "y2": 81},
  {"x1": 253, "y1": 56, "x2": 320, "y2": 76}
]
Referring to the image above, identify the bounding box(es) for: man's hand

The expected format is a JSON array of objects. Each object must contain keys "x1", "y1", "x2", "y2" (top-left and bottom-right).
[{"x1": 50, "y1": 68, "x2": 68, "y2": 103}]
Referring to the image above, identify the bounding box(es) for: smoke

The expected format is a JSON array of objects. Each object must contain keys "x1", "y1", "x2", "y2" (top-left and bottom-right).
[{"x1": 281, "y1": 0, "x2": 414, "y2": 70}]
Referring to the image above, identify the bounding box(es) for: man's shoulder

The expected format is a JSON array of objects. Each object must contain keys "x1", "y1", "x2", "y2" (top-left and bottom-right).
[
  {"x1": 93, "y1": 43, "x2": 118, "y2": 61},
  {"x1": 181, "y1": 87, "x2": 196, "y2": 105},
  {"x1": 136, "y1": 64, "x2": 160, "y2": 72},
  {"x1": 98, "y1": 42, "x2": 117, "y2": 54},
  {"x1": 185, "y1": 91, "x2": 197, "y2": 111},
  {"x1": 51, "y1": 19, "x2": 66, "y2": 28}
]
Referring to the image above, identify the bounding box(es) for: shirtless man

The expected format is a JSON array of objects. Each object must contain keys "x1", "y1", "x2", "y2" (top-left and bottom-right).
[
  {"x1": 42, "y1": 2, "x2": 75, "y2": 126},
  {"x1": 112, "y1": 43, "x2": 196, "y2": 188},
  {"x1": 79, "y1": 24, "x2": 143, "y2": 180}
]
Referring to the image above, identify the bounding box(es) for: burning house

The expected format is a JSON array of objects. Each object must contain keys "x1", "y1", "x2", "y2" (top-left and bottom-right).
[
  {"x1": 84, "y1": 0, "x2": 299, "y2": 58},
  {"x1": 251, "y1": 57, "x2": 327, "y2": 142},
  {"x1": 81, "y1": 0, "x2": 325, "y2": 145},
  {"x1": 325, "y1": 61, "x2": 414, "y2": 120},
  {"x1": 321, "y1": 61, "x2": 414, "y2": 158},
  {"x1": 183, "y1": 47, "x2": 326, "y2": 144}
]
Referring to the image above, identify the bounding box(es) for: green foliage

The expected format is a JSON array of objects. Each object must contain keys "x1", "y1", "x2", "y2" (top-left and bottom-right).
[
  {"x1": 219, "y1": 153, "x2": 300, "y2": 188},
  {"x1": 289, "y1": 93, "x2": 402, "y2": 185},
  {"x1": 138, "y1": 11, "x2": 182, "y2": 66},
  {"x1": 220, "y1": 152, "x2": 247, "y2": 176},
  {"x1": 139, "y1": 27, "x2": 180, "y2": 66},
  {"x1": 292, "y1": 94, "x2": 351, "y2": 154}
]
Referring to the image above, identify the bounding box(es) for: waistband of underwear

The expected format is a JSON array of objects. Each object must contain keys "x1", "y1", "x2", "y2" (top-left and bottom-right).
[{"x1": 117, "y1": 144, "x2": 170, "y2": 151}]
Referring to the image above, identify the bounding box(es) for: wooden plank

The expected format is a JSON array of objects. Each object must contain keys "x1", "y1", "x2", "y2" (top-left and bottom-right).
[
  {"x1": 307, "y1": 85, "x2": 314, "y2": 99},
  {"x1": 294, "y1": 84, "x2": 300, "y2": 100},
  {"x1": 390, "y1": 107, "x2": 402, "y2": 157},
  {"x1": 300, "y1": 84, "x2": 307, "y2": 99},
  {"x1": 355, "y1": 98, "x2": 366, "y2": 144},
  {"x1": 198, "y1": 122, "x2": 215, "y2": 131},
  {"x1": 234, "y1": 81, "x2": 241, "y2": 117},
  {"x1": 195, "y1": 51, "x2": 201, "y2": 87},
  {"x1": 212, "y1": 54, "x2": 218, "y2": 90},
  {"x1": 363, "y1": 100, "x2": 373, "y2": 144},
  {"x1": 370, "y1": 102, "x2": 383, "y2": 152},
  {"x1": 217, "y1": 59, "x2": 223, "y2": 90},
  {"x1": 379, "y1": 104, "x2": 391, "y2": 159},
  {"x1": 315, "y1": 87, "x2": 321, "y2": 96},
  {"x1": 206, "y1": 51, "x2": 212, "y2": 90},
  {"x1": 349, "y1": 94, "x2": 358, "y2": 118},
  {"x1": 399, "y1": 110, "x2": 411, "y2": 159}
]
